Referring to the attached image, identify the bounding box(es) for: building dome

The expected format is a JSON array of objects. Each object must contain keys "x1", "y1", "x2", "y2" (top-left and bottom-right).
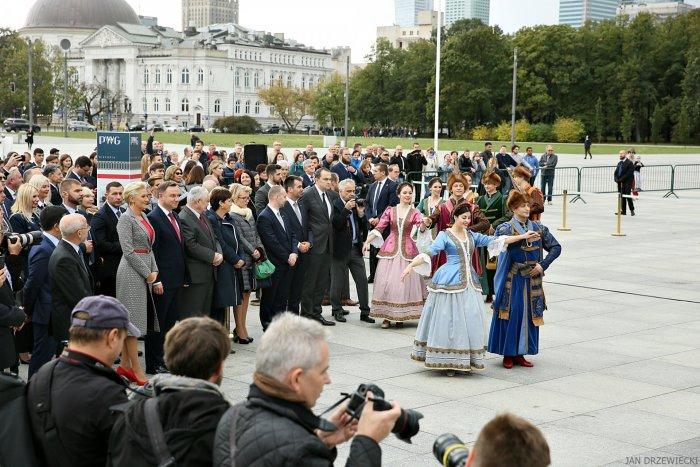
[{"x1": 24, "y1": 0, "x2": 140, "y2": 30}]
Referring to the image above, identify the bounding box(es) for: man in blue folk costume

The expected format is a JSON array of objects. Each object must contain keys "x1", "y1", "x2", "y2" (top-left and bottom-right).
[{"x1": 487, "y1": 190, "x2": 562, "y2": 369}]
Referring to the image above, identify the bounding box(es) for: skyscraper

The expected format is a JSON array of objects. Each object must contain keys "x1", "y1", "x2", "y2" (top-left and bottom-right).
[
  {"x1": 559, "y1": 0, "x2": 619, "y2": 26},
  {"x1": 444, "y1": 0, "x2": 490, "y2": 26},
  {"x1": 182, "y1": 0, "x2": 239, "y2": 29},
  {"x1": 395, "y1": 0, "x2": 434, "y2": 26}
]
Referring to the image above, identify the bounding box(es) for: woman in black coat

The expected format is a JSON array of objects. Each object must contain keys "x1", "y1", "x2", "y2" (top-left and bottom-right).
[{"x1": 205, "y1": 188, "x2": 244, "y2": 326}]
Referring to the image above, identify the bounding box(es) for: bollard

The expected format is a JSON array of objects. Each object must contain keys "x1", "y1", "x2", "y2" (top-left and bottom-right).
[
  {"x1": 225, "y1": 306, "x2": 233, "y2": 339},
  {"x1": 611, "y1": 193, "x2": 626, "y2": 237},
  {"x1": 557, "y1": 190, "x2": 572, "y2": 231}
]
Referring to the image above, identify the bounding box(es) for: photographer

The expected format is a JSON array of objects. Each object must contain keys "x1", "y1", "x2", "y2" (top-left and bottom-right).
[{"x1": 214, "y1": 313, "x2": 401, "y2": 466}]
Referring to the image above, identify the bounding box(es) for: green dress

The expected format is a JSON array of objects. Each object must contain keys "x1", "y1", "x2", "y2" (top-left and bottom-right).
[{"x1": 475, "y1": 191, "x2": 511, "y2": 294}]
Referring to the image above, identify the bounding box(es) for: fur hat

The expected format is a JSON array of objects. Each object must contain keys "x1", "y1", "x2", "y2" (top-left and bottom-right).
[
  {"x1": 512, "y1": 166, "x2": 532, "y2": 181},
  {"x1": 482, "y1": 171, "x2": 501, "y2": 186},
  {"x1": 507, "y1": 190, "x2": 531, "y2": 211},
  {"x1": 447, "y1": 173, "x2": 470, "y2": 193}
]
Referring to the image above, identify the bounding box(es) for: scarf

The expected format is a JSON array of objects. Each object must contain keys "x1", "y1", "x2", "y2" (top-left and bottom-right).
[
  {"x1": 230, "y1": 203, "x2": 253, "y2": 220},
  {"x1": 253, "y1": 372, "x2": 307, "y2": 404}
]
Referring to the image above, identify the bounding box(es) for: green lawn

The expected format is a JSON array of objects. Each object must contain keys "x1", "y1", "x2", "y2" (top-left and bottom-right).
[{"x1": 42, "y1": 131, "x2": 700, "y2": 155}]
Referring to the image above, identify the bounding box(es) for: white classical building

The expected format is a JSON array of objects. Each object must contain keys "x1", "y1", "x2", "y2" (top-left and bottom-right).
[{"x1": 20, "y1": 0, "x2": 340, "y2": 130}]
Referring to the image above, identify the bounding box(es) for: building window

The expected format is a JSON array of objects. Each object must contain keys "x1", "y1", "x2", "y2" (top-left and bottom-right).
[
  {"x1": 301, "y1": 76, "x2": 306, "y2": 89},
  {"x1": 214, "y1": 99, "x2": 220, "y2": 113},
  {"x1": 244, "y1": 69, "x2": 250, "y2": 88},
  {"x1": 270, "y1": 72, "x2": 275, "y2": 85},
  {"x1": 235, "y1": 68, "x2": 240, "y2": 87},
  {"x1": 244, "y1": 100, "x2": 250, "y2": 114},
  {"x1": 181, "y1": 98, "x2": 189, "y2": 112},
  {"x1": 181, "y1": 68, "x2": 190, "y2": 84},
  {"x1": 287, "y1": 74, "x2": 293, "y2": 88},
  {"x1": 165, "y1": 98, "x2": 171, "y2": 112},
  {"x1": 198, "y1": 69, "x2": 204, "y2": 85},
  {"x1": 166, "y1": 68, "x2": 172, "y2": 84},
  {"x1": 153, "y1": 98, "x2": 159, "y2": 112},
  {"x1": 234, "y1": 99, "x2": 240, "y2": 114},
  {"x1": 143, "y1": 68, "x2": 149, "y2": 85},
  {"x1": 254, "y1": 101, "x2": 260, "y2": 115},
  {"x1": 142, "y1": 97, "x2": 147, "y2": 112},
  {"x1": 155, "y1": 68, "x2": 161, "y2": 84},
  {"x1": 254, "y1": 71, "x2": 260, "y2": 89}
]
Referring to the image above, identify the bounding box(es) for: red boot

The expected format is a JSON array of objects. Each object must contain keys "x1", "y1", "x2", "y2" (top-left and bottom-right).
[
  {"x1": 502, "y1": 356, "x2": 514, "y2": 369},
  {"x1": 513, "y1": 355, "x2": 534, "y2": 367}
]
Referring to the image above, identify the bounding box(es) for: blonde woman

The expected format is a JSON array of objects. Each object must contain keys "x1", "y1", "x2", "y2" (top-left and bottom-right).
[
  {"x1": 165, "y1": 164, "x2": 187, "y2": 197},
  {"x1": 116, "y1": 181, "x2": 158, "y2": 385},
  {"x1": 229, "y1": 183, "x2": 264, "y2": 343},
  {"x1": 27, "y1": 174, "x2": 52, "y2": 210},
  {"x1": 140, "y1": 154, "x2": 151, "y2": 180},
  {"x1": 78, "y1": 186, "x2": 99, "y2": 217},
  {"x1": 208, "y1": 160, "x2": 225, "y2": 186},
  {"x1": 10, "y1": 184, "x2": 41, "y2": 236}
]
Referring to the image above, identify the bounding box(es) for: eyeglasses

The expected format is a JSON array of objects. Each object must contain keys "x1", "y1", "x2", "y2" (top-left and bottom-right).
[{"x1": 174, "y1": 171, "x2": 183, "y2": 175}]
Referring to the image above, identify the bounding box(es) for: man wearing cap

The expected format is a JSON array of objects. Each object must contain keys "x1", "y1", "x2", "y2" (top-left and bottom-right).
[{"x1": 27, "y1": 296, "x2": 136, "y2": 467}]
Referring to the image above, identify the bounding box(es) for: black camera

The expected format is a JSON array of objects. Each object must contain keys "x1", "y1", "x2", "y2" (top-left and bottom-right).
[
  {"x1": 344, "y1": 383, "x2": 422, "y2": 443},
  {"x1": 433, "y1": 433, "x2": 469, "y2": 467},
  {"x1": 355, "y1": 198, "x2": 365, "y2": 208},
  {"x1": 8, "y1": 231, "x2": 43, "y2": 248}
]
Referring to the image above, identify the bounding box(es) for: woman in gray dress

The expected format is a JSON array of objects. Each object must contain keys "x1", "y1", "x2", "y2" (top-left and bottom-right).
[
  {"x1": 229, "y1": 183, "x2": 264, "y2": 344},
  {"x1": 116, "y1": 181, "x2": 158, "y2": 385}
]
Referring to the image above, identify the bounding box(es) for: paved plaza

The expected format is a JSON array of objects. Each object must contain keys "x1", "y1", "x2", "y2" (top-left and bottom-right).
[{"x1": 15, "y1": 137, "x2": 700, "y2": 466}]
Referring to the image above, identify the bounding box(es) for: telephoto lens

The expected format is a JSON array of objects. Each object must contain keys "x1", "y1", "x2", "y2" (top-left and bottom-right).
[{"x1": 433, "y1": 433, "x2": 469, "y2": 467}]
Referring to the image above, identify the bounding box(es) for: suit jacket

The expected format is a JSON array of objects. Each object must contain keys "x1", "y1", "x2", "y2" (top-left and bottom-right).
[
  {"x1": 281, "y1": 199, "x2": 309, "y2": 244},
  {"x1": 299, "y1": 186, "x2": 333, "y2": 256},
  {"x1": 301, "y1": 173, "x2": 314, "y2": 189},
  {"x1": 49, "y1": 240, "x2": 93, "y2": 341},
  {"x1": 50, "y1": 184, "x2": 62, "y2": 206},
  {"x1": 179, "y1": 206, "x2": 222, "y2": 285},
  {"x1": 22, "y1": 236, "x2": 57, "y2": 325},
  {"x1": 390, "y1": 154, "x2": 407, "y2": 174},
  {"x1": 0, "y1": 281, "x2": 25, "y2": 369},
  {"x1": 3, "y1": 187, "x2": 16, "y2": 217},
  {"x1": 331, "y1": 197, "x2": 367, "y2": 261},
  {"x1": 254, "y1": 183, "x2": 273, "y2": 215},
  {"x1": 365, "y1": 179, "x2": 399, "y2": 221},
  {"x1": 147, "y1": 206, "x2": 189, "y2": 289},
  {"x1": 66, "y1": 171, "x2": 97, "y2": 187},
  {"x1": 257, "y1": 207, "x2": 298, "y2": 267},
  {"x1": 331, "y1": 163, "x2": 365, "y2": 184},
  {"x1": 615, "y1": 159, "x2": 635, "y2": 185},
  {"x1": 90, "y1": 203, "x2": 124, "y2": 282}
]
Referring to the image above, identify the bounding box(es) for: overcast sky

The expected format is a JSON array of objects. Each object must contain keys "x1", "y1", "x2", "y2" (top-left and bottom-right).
[{"x1": 3, "y1": 0, "x2": 697, "y2": 61}]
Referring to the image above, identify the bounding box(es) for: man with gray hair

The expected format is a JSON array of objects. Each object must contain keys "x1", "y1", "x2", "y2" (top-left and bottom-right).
[
  {"x1": 178, "y1": 186, "x2": 223, "y2": 317},
  {"x1": 214, "y1": 313, "x2": 401, "y2": 466},
  {"x1": 301, "y1": 158, "x2": 315, "y2": 188},
  {"x1": 49, "y1": 213, "x2": 94, "y2": 343}
]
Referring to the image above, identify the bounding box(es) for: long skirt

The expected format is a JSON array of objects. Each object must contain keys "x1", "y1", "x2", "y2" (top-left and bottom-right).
[
  {"x1": 487, "y1": 274, "x2": 540, "y2": 356},
  {"x1": 411, "y1": 286, "x2": 487, "y2": 372},
  {"x1": 370, "y1": 255, "x2": 425, "y2": 321}
]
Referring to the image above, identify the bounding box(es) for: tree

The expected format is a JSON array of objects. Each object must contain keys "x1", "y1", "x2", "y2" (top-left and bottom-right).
[
  {"x1": 259, "y1": 80, "x2": 315, "y2": 132},
  {"x1": 311, "y1": 74, "x2": 345, "y2": 128},
  {"x1": 78, "y1": 83, "x2": 122, "y2": 125},
  {"x1": 212, "y1": 115, "x2": 260, "y2": 134}
]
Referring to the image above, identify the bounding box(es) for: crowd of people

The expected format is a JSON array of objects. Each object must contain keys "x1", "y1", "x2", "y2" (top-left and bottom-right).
[{"x1": 0, "y1": 133, "x2": 562, "y2": 465}]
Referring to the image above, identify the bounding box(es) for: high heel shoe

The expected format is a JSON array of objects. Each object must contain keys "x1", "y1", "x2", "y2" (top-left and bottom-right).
[
  {"x1": 117, "y1": 366, "x2": 147, "y2": 386},
  {"x1": 233, "y1": 330, "x2": 254, "y2": 345}
]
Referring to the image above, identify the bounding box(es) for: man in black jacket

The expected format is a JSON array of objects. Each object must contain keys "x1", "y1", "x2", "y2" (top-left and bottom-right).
[
  {"x1": 90, "y1": 182, "x2": 124, "y2": 297},
  {"x1": 405, "y1": 143, "x2": 428, "y2": 202},
  {"x1": 108, "y1": 317, "x2": 230, "y2": 467},
  {"x1": 282, "y1": 176, "x2": 311, "y2": 314},
  {"x1": 614, "y1": 150, "x2": 636, "y2": 216},
  {"x1": 330, "y1": 180, "x2": 373, "y2": 324},
  {"x1": 213, "y1": 313, "x2": 401, "y2": 467},
  {"x1": 26, "y1": 295, "x2": 134, "y2": 467}
]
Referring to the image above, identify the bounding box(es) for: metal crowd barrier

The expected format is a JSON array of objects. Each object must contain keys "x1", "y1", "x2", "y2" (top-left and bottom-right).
[{"x1": 668, "y1": 164, "x2": 700, "y2": 197}]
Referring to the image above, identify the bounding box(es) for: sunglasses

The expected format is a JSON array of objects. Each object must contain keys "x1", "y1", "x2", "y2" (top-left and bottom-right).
[{"x1": 174, "y1": 171, "x2": 183, "y2": 175}]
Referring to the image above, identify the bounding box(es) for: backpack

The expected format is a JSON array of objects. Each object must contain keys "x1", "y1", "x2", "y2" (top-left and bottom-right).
[{"x1": 0, "y1": 371, "x2": 40, "y2": 467}]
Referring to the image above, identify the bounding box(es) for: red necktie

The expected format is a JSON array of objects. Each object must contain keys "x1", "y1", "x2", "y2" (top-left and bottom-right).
[
  {"x1": 168, "y1": 212, "x2": 181, "y2": 242},
  {"x1": 198, "y1": 213, "x2": 211, "y2": 236}
]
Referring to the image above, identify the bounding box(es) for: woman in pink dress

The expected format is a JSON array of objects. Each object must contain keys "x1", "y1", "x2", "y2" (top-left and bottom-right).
[{"x1": 363, "y1": 182, "x2": 426, "y2": 329}]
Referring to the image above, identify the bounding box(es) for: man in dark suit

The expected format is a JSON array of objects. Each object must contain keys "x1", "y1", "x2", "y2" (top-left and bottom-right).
[
  {"x1": 615, "y1": 150, "x2": 636, "y2": 216},
  {"x1": 43, "y1": 164, "x2": 64, "y2": 206},
  {"x1": 66, "y1": 155, "x2": 96, "y2": 186},
  {"x1": 146, "y1": 181, "x2": 189, "y2": 374},
  {"x1": 406, "y1": 143, "x2": 428, "y2": 202},
  {"x1": 179, "y1": 186, "x2": 223, "y2": 318},
  {"x1": 3, "y1": 168, "x2": 21, "y2": 215},
  {"x1": 281, "y1": 175, "x2": 311, "y2": 314},
  {"x1": 257, "y1": 185, "x2": 298, "y2": 330},
  {"x1": 254, "y1": 164, "x2": 282, "y2": 214},
  {"x1": 331, "y1": 148, "x2": 365, "y2": 183},
  {"x1": 49, "y1": 213, "x2": 94, "y2": 344},
  {"x1": 365, "y1": 163, "x2": 399, "y2": 282},
  {"x1": 23, "y1": 206, "x2": 65, "y2": 377},
  {"x1": 90, "y1": 182, "x2": 124, "y2": 297},
  {"x1": 390, "y1": 145, "x2": 407, "y2": 180},
  {"x1": 301, "y1": 159, "x2": 315, "y2": 188},
  {"x1": 298, "y1": 167, "x2": 335, "y2": 326},
  {"x1": 330, "y1": 179, "x2": 374, "y2": 324},
  {"x1": 0, "y1": 266, "x2": 25, "y2": 372}
]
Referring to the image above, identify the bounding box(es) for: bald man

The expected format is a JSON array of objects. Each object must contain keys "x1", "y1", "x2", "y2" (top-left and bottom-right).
[{"x1": 49, "y1": 213, "x2": 94, "y2": 343}]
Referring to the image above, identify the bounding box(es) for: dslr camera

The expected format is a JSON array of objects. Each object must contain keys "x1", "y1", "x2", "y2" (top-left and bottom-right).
[
  {"x1": 1, "y1": 231, "x2": 43, "y2": 252},
  {"x1": 342, "y1": 383, "x2": 423, "y2": 443},
  {"x1": 433, "y1": 433, "x2": 469, "y2": 467}
]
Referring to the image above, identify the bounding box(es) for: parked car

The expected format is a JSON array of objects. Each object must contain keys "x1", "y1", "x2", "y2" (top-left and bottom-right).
[
  {"x1": 188, "y1": 125, "x2": 205, "y2": 133},
  {"x1": 164, "y1": 125, "x2": 185, "y2": 133},
  {"x1": 3, "y1": 118, "x2": 41, "y2": 133},
  {"x1": 147, "y1": 123, "x2": 164, "y2": 132},
  {"x1": 264, "y1": 125, "x2": 280, "y2": 134},
  {"x1": 68, "y1": 121, "x2": 96, "y2": 131},
  {"x1": 128, "y1": 123, "x2": 147, "y2": 132}
]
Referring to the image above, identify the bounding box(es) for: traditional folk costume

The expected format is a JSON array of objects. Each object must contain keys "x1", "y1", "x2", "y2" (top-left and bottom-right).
[
  {"x1": 416, "y1": 196, "x2": 445, "y2": 275},
  {"x1": 487, "y1": 218, "x2": 561, "y2": 359},
  {"x1": 510, "y1": 166, "x2": 545, "y2": 221},
  {"x1": 412, "y1": 230, "x2": 507, "y2": 372},
  {"x1": 368, "y1": 206, "x2": 426, "y2": 322},
  {"x1": 476, "y1": 186, "x2": 511, "y2": 296}
]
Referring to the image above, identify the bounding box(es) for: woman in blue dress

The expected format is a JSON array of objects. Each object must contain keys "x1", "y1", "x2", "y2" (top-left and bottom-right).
[
  {"x1": 402, "y1": 203, "x2": 538, "y2": 375},
  {"x1": 488, "y1": 191, "x2": 562, "y2": 369}
]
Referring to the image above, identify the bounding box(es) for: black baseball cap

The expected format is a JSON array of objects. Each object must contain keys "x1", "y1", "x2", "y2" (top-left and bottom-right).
[{"x1": 71, "y1": 295, "x2": 140, "y2": 337}]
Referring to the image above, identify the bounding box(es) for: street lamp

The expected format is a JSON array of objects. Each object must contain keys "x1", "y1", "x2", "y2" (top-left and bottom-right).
[
  {"x1": 27, "y1": 38, "x2": 34, "y2": 127},
  {"x1": 60, "y1": 39, "x2": 71, "y2": 138},
  {"x1": 433, "y1": 0, "x2": 442, "y2": 153}
]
